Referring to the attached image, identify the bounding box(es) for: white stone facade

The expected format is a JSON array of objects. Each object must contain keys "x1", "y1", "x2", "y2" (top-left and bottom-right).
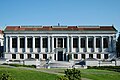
[
  {"x1": 0, "y1": 30, "x2": 4, "y2": 58},
  {"x1": 0, "y1": 30, "x2": 4, "y2": 46},
  {"x1": 4, "y1": 26, "x2": 117, "y2": 61}
]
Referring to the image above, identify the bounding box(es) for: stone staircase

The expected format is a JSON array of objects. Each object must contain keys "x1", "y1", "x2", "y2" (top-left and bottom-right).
[
  {"x1": 48, "y1": 61, "x2": 73, "y2": 68},
  {"x1": 37, "y1": 60, "x2": 86, "y2": 69}
]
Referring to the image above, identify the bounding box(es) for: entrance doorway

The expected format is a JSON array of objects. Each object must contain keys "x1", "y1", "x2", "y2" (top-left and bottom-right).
[{"x1": 58, "y1": 51, "x2": 63, "y2": 61}]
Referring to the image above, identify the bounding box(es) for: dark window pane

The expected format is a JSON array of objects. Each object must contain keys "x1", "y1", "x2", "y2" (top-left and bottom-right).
[
  {"x1": 58, "y1": 38, "x2": 63, "y2": 48},
  {"x1": 81, "y1": 38, "x2": 85, "y2": 48},
  {"x1": 43, "y1": 54, "x2": 47, "y2": 59},
  {"x1": 20, "y1": 54, "x2": 24, "y2": 59},
  {"x1": 27, "y1": 38, "x2": 32, "y2": 48},
  {"x1": 103, "y1": 38, "x2": 108, "y2": 48},
  {"x1": 88, "y1": 38, "x2": 93, "y2": 48},
  {"x1": 35, "y1": 54, "x2": 39, "y2": 59},
  {"x1": 12, "y1": 54, "x2": 16, "y2": 59},
  {"x1": 104, "y1": 54, "x2": 108, "y2": 59},
  {"x1": 20, "y1": 38, "x2": 25, "y2": 48},
  {"x1": 12, "y1": 38, "x2": 17, "y2": 48},
  {"x1": 54, "y1": 38, "x2": 56, "y2": 48},
  {"x1": 97, "y1": 54, "x2": 101, "y2": 59},
  {"x1": 64, "y1": 38, "x2": 67, "y2": 48},
  {"x1": 96, "y1": 38, "x2": 100, "y2": 48},
  {"x1": 73, "y1": 38, "x2": 78, "y2": 48},
  {"x1": 35, "y1": 38, "x2": 40, "y2": 48},
  {"x1": 81, "y1": 54, "x2": 85, "y2": 59},
  {"x1": 89, "y1": 54, "x2": 93, "y2": 58},
  {"x1": 43, "y1": 38, "x2": 48, "y2": 48},
  {"x1": 27, "y1": 54, "x2": 31, "y2": 59},
  {"x1": 74, "y1": 54, "x2": 78, "y2": 59}
]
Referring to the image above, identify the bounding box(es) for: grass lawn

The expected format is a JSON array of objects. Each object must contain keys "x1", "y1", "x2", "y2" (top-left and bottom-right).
[
  {"x1": 0, "y1": 67, "x2": 57, "y2": 80},
  {"x1": 81, "y1": 69, "x2": 120, "y2": 80},
  {"x1": 40, "y1": 68, "x2": 120, "y2": 80},
  {"x1": 1, "y1": 66, "x2": 120, "y2": 80}
]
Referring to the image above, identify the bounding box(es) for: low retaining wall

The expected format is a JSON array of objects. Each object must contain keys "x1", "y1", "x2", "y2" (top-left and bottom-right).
[
  {"x1": 85, "y1": 59, "x2": 120, "y2": 66},
  {"x1": 23, "y1": 59, "x2": 40, "y2": 66},
  {"x1": 0, "y1": 59, "x2": 7, "y2": 64}
]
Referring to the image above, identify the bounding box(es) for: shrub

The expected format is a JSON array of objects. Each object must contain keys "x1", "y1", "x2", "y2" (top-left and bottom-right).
[
  {"x1": 56, "y1": 76, "x2": 69, "y2": 80},
  {"x1": 64, "y1": 68, "x2": 81, "y2": 80},
  {"x1": 2, "y1": 63, "x2": 36, "y2": 68},
  {"x1": 0, "y1": 71, "x2": 15, "y2": 80},
  {"x1": 88, "y1": 66, "x2": 120, "y2": 72}
]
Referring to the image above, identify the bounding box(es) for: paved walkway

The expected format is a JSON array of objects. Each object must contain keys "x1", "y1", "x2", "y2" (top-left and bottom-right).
[{"x1": 0, "y1": 65, "x2": 92, "y2": 80}]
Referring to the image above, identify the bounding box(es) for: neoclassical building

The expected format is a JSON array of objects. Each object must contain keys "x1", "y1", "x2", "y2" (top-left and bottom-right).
[
  {"x1": 0, "y1": 30, "x2": 4, "y2": 57},
  {"x1": 4, "y1": 25, "x2": 117, "y2": 61}
]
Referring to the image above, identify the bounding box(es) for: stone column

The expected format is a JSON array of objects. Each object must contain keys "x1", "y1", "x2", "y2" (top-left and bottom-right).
[
  {"x1": 71, "y1": 36, "x2": 73, "y2": 52},
  {"x1": 10, "y1": 36, "x2": 12, "y2": 52},
  {"x1": 63, "y1": 38, "x2": 64, "y2": 48},
  {"x1": 86, "y1": 36, "x2": 88, "y2": 52},
  {"x1": 56, "y1": 38, "x2": 58, "y2": 48},
  {"x1": 40, "y1": 36, "x2": 42, "y2": 52},
  {"x1": 48, "y1": 36, "x2": 50, "y2": 52},
  {"x1": 51, "y1": 36, "x2": 54, "y2": 52},
  {"x1": 109, "y1": 36, "x2": 112, "y2": 52},
  {"x1": 94, "y1": 36, "x2": 96, "y2": 52},
  {"x1": 17, "y1": 36, "x2": 20, "y2": 52},
  {"x1": 5, "y1": 36, "x2": 8, "y2": 52},
  {"x1": 32, "y1": 36, "x2": 35, "y2": 52},
  {"x1": 112, "y1": 35, "x2": 116, "y2": 52},
  {"x1": 25, "y1": 36, "x2": 27, "y2": 52},
  {"x1": 67, "y1": 36, "x2": 69, "y2": 52},
  {"x1": 78, "y1": 36, "x2": 81, "y2": 52},
  {"x1": 101, "y1": 36, "x2": 104, "y2": 52}
]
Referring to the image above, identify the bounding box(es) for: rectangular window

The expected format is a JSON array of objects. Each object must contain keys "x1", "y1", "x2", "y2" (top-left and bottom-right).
[
  {"x1": 89, "y1": 54, "x2": 93, "y2": 58},
  {"x1": 27, "y1": 38, "x2": 32, "y2": 48},
  {"x1": 58, "y1": 38, "x2": 63, "y2": 48},
  {"x1": 81, "y1": 54, "x2": 85, "y2": 59},
  {"x1": 12, "y1": 54, "x2": 16, "y2": 59},
  {"x1": 54, "y1": 54, "x2": 56, "y2": 60},
  {"x1": 20, "y1": 38, "x2": 25, "y2": 48},
  {"x1": 64, "y1": 38, "x2": 67, "y2": 48},
  {"x1": 54, "y1": 38, "x2": 56, "y2": 48},
  {"x1": 35, "y1": 54, "x2": 39, "y2": 59},
  {"x1": 97, "y1": 54, "x2": 101, "y2": 59},
  {"x1": 73, "y1": 38, "x2": 78, "y2": 48},
  {"x1": 81, "y1": 38, "x2": 85, "y2": 48},
  {"x1": 104, "y1": 54, "x2": 108, "y2": 59},
  {"x1": 103, "y1": 38, "x2": 108, "y2": 48},
  {"x1": 43, "y1": 54, "x2": 47, "y2": 59},
  {"x1": 96, "y1": 38, "x2": 100, "y2": 48},
  {"x1": 35, "y1": 38, "x2": 40, "y2": 48},
  {"x1": 43, "y1": 38, "x2": 48, "y2": 48},
  {"x1": 74, "y1": 54, "x2": 78, "y2": 59},
  {"x1": 27, "y1": 54, "x2": 31, "y2": 59},
  {"x1": 12, "y1": 38, "x2": 17, "y2": 48},
  {"x1": 88, "y1": 38, "x2": 93, "y2": 48},
  {"x1": 20, "y1": 54, "x2": 24, "y2": 59}
]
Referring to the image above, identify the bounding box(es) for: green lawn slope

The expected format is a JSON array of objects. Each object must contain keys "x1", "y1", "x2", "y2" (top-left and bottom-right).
[
  {"x1": 0, "y1": 67, "x2": 57, "y2": 80},
  {"x1": 1, "y1": 66, "x2": 120, "y2": 80}
]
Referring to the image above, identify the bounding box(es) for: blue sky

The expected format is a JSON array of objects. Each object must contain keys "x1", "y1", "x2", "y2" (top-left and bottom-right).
[{"x1": 0, "y1": 0, "x2": 120, "y2": 33}]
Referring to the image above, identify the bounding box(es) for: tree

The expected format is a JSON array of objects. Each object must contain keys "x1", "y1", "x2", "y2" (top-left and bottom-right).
[{"x1": 116, "y1": 33, "x2": 120, "y2": 57}]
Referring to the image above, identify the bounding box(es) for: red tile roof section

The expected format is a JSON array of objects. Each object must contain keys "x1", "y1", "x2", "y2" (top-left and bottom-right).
[{"x1": 5, "y1": 26, "x2": 117, "y2": 31}]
